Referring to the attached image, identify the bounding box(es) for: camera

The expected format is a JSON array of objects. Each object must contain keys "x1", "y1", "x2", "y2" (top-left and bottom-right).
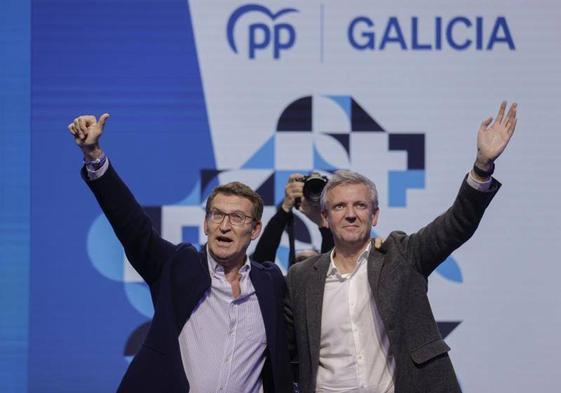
[{"x1": 297, "y1": 172, "x2": 328, "y2": 204}]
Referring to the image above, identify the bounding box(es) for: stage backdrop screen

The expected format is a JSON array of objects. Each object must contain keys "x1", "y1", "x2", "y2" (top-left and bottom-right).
[{"x1": 1, "y1": 0, "x2": 559, "y2": 392}]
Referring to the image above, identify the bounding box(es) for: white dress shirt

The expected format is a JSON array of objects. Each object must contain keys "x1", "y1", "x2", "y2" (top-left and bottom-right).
[
  {"x1": 317, "y1": 243, "x2": 395, "y2": 393},
  {"x1": 178, "y1": 248, "x2": 267, "y2": 393}
]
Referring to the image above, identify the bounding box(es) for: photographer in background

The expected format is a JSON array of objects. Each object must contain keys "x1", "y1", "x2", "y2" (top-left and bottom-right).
[{"x1": 253, "y1": 173, "x2": 333, "y2": 267}]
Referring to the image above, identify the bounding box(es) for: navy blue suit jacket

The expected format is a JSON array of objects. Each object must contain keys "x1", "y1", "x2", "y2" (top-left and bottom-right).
[{"x1": 84, "y1": 164, "x2": 292, "y2": 393}]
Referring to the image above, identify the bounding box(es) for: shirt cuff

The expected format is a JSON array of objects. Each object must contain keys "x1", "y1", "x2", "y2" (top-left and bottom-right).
[
  {"x1": 466, "y1": 170, "x2": 492, "y2": 191},
  {"x1": 85, "y1": 157, "x2": 110, "y2": 180}
]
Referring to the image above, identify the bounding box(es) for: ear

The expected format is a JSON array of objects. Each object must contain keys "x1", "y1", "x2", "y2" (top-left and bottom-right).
[
  {"x1": 250, "y1": 220, "x2": 262, "y2": 240},
  {"x1": 371, "y1": 208, "x2": 380, "y2": 227},
  {"x1": 320, "y1": 210, "x2": 329, "y2": 228},
  {"x1": 321, "y1": 213, "x2": 328, "y2": 228},
  {"x1": 203, "y1": 217, "x2": 209, "y2": 236},
  {"x1": 321, "y1": 208, "x2": 329, "y2": 225}
]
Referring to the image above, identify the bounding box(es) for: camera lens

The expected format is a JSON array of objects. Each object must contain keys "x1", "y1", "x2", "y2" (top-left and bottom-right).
[{"x1": 303, "y1": 173, "x2": 328, "y2": 203}]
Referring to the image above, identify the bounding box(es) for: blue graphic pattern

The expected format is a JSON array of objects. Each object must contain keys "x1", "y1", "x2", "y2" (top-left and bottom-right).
[
  {"x1": 124, "y1": 283, "x2": 154, "y2": 318},
  {"x1": 242, "y1": 135, "x2": 275, "y2": 169},
  {"x1": 436, "y1": 256, "x2": 463, "y2": 283},
  {"x1": 87, "y1": 215, "x2": 124, "y2": 281},
  {"x1": 388, "y1": 170, "x2": 426, "y2": 207},
  {"x1": 327, "y1": 95, "x2": 352, "y2": 118}
]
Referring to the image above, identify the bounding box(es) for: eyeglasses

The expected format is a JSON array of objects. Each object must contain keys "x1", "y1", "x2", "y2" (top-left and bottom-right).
[{"x1": 206, "y1": 209, "x2": 256, "y2": 226}]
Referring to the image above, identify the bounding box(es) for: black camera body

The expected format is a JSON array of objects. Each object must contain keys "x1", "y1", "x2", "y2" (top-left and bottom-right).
[{"x1": 297, "y1": 172, "x2": 329, "y2": 204}]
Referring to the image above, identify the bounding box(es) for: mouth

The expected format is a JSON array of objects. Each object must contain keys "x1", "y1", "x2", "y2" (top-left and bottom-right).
[{"x1": 216, "y1": 235, "x2": 234, "y2": 245}]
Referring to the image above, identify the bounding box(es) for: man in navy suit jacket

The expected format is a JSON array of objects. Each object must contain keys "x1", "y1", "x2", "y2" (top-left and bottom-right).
[{"x1": 68, "y1": 114, "x2": 292, "y2": 393}]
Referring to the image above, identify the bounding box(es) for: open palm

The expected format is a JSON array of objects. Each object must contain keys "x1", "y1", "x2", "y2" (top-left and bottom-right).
[{"x1": 477, "y1": 101, "x2": 517, "y2": 163}]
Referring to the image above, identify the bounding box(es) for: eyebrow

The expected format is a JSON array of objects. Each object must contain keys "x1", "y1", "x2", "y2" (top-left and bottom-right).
[
  {"x1": 331, "y1": 200, "x2": 368, "y2": 205},
  {"x1": 211, "y1": 208, "x2": 252, "y2": 216}
]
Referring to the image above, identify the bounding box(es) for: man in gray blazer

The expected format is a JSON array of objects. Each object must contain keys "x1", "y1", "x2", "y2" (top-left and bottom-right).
[{"x1": 286, "y1": 102, "x2": 517, "y2": 393}]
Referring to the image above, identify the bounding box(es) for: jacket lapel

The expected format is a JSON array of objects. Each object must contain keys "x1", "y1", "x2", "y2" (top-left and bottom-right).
[
  {"x1": 367, "y1": 238, "x2": 386, "y2": 294},
  {"x1": 306, "y1": 254, "x2": 330, "y2": 376},
  {"x1": 172, "y1": 245, "x2": 212, "y2": 333},
  {"x1": 250, "y1": 263, "x2": 276, "y2": 347}
]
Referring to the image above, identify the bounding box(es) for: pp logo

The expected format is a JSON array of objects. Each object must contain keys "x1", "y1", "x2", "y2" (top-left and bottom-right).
[{"x1": 227, "y1": 4, "x2": 298, "y2": 59}]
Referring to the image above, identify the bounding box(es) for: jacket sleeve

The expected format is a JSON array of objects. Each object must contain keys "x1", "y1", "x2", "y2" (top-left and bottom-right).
[
  {"x1": 82, "y1": 162, "x2": 176, "y2": 285},
  {"x1": 253, "y1": 207, "x2": 291, "y2": 263},
  {"x1": 397, "y1": 175, "x2": 501, "y2": 277}
]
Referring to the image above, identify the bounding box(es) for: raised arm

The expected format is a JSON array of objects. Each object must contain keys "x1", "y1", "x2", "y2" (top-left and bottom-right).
[
  {"x1": 404, "y1": 101, "x2": 517, "y2": 276},
  {"x1": 68, "y1": 114, "x2": 175, "y2": 284},
  {"x1": 253, "y1": 173, "x2": 304, "y2": 263}
]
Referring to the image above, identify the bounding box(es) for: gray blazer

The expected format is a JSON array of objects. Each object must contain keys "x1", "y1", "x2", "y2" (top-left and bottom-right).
[{"x1": 286, "y1": 177, "x2": 500, "y2": 393}]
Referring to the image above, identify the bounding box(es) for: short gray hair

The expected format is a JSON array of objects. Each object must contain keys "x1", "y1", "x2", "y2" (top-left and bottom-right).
[{"x1": 320, "y1": 170, "x2": 379, "y2": 211}]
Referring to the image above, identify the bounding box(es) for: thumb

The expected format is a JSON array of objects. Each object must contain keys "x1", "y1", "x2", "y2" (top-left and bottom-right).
[
  {"x1": 480, "y1": 116, "x2": 492, "y2": 129},
  {"x1": 98, "y1": 113, "x2": 110, "y2": 129}
]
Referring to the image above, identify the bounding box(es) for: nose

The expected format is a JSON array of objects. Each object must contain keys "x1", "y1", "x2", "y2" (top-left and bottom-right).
[
  {"x1": 344, "y1": 206, "x2": 357, "y2": 221},
  {"x1": 219, "y1": 216, "x2": 233, "y2": 231}
]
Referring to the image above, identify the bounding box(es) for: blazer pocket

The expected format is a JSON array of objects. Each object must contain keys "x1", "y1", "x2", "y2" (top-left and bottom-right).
[{"x1": 410, "y1": 339, "x2": 450, "y2": 365}]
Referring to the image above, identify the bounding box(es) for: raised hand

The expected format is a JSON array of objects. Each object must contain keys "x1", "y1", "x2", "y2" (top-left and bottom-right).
[
  {"x1": 281, "y1": 173, "x2": 305, "y2": 212},
  {"x1": 68, "y1": 113, "x2": 110, "y2": 146},
  {"x1": 475, "y1": 101, "x2": 517, "y2": 170},
  {"x1": 68, "y1": 113, "x2": 110, "y2": 160}
]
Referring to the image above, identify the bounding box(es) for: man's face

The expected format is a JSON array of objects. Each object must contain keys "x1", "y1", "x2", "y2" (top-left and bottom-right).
[
  {"x1": 322, "y1": 183, "x2": 379, "y2": 249},
  {"x1": 204, "y1": 193, "x2": 262, "y2": 268}
]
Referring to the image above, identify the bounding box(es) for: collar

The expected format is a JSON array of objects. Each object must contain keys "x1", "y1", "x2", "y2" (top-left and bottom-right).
[
  {"x1": 327, "y1": 242, "x2": 372, "y2": 278},
  {"x1": 205, "y1": 244, "x2": 251, "y2": 277}
]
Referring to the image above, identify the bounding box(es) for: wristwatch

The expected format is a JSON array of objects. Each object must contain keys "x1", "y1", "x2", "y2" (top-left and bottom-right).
[
  {"x1": 84, "y1": 153, "x2": 107, "y2": 171},
  {"x1": 472, "y1": 161, "x2": 494, "y2": 178}
]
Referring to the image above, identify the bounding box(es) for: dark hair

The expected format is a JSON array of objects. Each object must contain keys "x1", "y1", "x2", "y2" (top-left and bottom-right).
[{"x1": 205, "y1": 182, "x2": 264, "y2": 220}]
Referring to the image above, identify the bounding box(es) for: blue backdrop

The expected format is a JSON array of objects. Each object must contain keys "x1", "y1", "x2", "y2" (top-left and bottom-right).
[{"x1": 28, "y1": 0, "x2": 212, "y2": 391}]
